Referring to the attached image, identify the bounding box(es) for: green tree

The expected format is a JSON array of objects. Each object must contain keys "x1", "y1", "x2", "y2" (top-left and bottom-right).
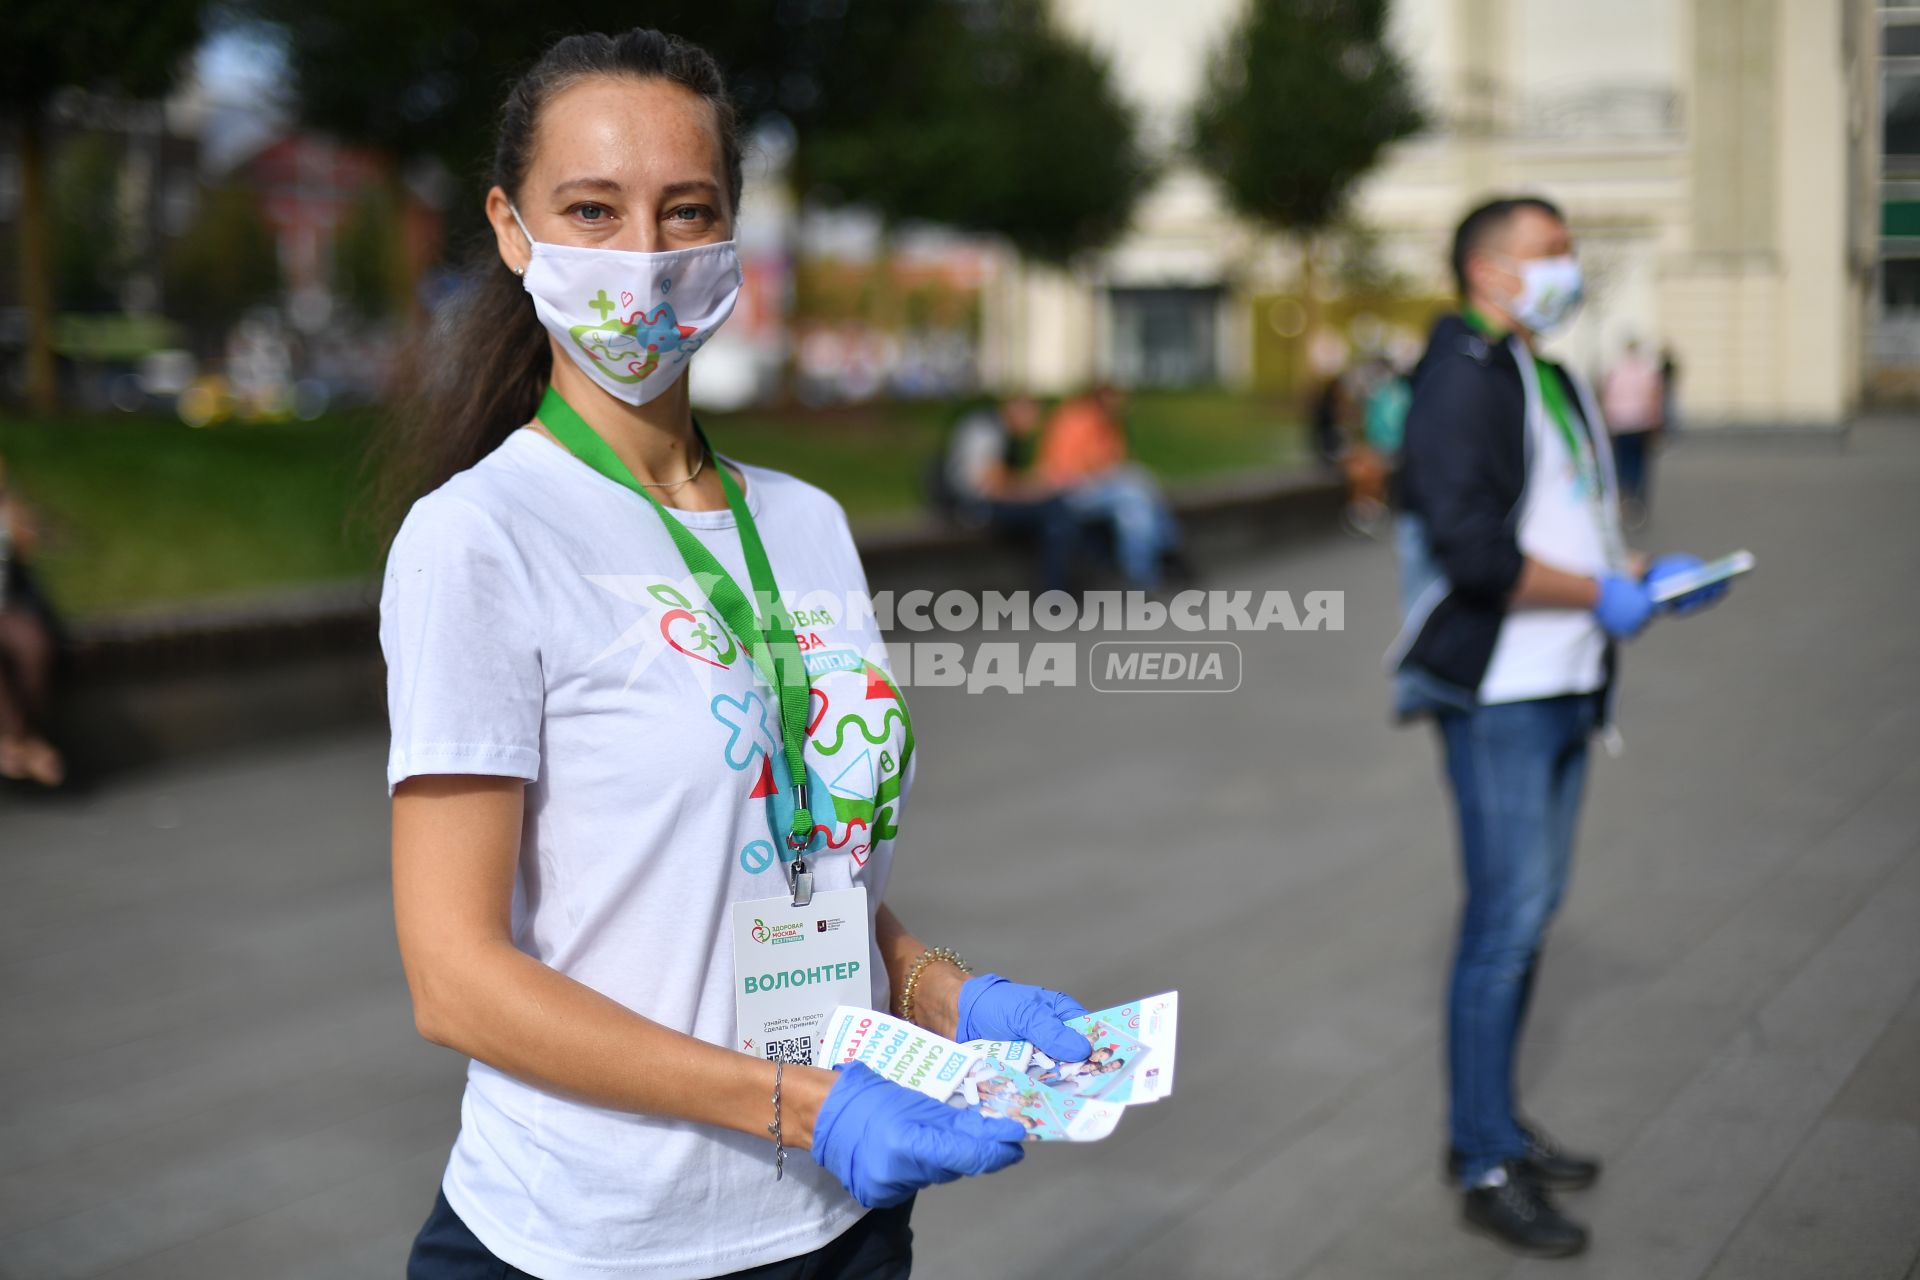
[
  {"x1": 243, "y1": 1, "x2": 1144, "y2": 267},
  {"x1": 3, "y1": 0, "x2": 205, "y2": 411},
  {"x1": 1190, "y1": 0, "x2": 1423, "y2": 311},
  {"x1": 332, "y1": 181, "x2": 405, "y2": 322},
  {"x1": 1329, "y1": 218, "x2": 1418, "y2": 301},
  {"x1": 52, "y1": 133, "x2": 128, "y2": 313},
  {"x1": 161, "y1": 183, "x2": 282, "y2": 349},
  {"x1": 804, "y1": 0, "x2": 1147, "y2": 264}
]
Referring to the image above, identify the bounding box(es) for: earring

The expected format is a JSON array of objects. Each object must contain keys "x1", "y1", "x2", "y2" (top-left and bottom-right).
[{"x1": 513, "y1": 265, "x2": 526, "y2": 277}]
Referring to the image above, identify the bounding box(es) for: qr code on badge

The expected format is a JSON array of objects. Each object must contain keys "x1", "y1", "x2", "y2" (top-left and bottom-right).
[{"x1": 764, "y1": 1036, "x2": 813, "y2": 1064}]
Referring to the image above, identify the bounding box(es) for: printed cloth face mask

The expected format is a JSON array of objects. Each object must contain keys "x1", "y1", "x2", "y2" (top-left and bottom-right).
[
  {"x1": 1497, "y1": 253, "x2": 1585, "y2": 334},
  {"x1": 510, "y1": 203, "x2": 743, "y2": 406}
]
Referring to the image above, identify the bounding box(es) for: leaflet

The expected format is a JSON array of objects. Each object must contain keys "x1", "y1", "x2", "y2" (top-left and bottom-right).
[
  {"x1": 964, "y1": 1038, "x2": 1034, "y2": 1072},
  {"x1": 1027, "y1": 1013, "x2": 1150, "y2": 1102},
  {"x1": 1075, "y1": 991, "x2": 1179, "y2": 1105},
  {"x1": 959, "y1": 990, "x2": 1181, "y2": 1141},
  {"x1": 975, "y1": 1068, "x2": 1074, "y2": 1139},
  {"x1": 822, "y1": 992, "x2": 1178, "y2": 1143},
  {"x1": 1052, "y1": 1092, "x2": 1128, "y2": 1141},
  {"x1": 813, "y1": 1006, "x2": 981, "y2": 1103}
]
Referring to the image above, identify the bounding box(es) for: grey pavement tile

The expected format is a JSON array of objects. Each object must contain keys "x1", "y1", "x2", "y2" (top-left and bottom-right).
[
  {"x1": 1108, "y1": 1053, "x2": 1444, "y2": 1280},
  {"x1": 87, "y1": 1147, "x2": 447, "y2": 1280},
  {"x1": 0, "y1": 1026, "x2": 454, "y2": 1237},
  {"x1": 1822, "y1": 999, "x2": 1920, "y2": 1128},
  {"x1": 1504, "y1": 853, "x2": 1920, "y2": 1280},
  {"x1": 0, "y1": 1089, "x2": 459, "y2": 1279},
  {"x1": 1699, "y1": 1116, "x2": 1920, "y2": 1280}
]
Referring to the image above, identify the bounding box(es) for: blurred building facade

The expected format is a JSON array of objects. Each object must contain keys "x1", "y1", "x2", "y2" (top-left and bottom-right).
[
  {"x1": 1878, "y1": 1, "x2": 1920, "y2": 397},
  {"x1": 991, "y1": 0, "x2": 1888, "y2": 430}
]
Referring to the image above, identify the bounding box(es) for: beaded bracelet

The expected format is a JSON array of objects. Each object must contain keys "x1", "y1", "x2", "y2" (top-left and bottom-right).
[{"x1": 897, "y1": 946, "x2": 971, "y2": 1025}]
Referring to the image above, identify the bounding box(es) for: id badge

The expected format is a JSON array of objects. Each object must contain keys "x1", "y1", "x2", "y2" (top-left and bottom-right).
[{"x1": 730, "y1": 886, "x2": 872, "y2": 1064}]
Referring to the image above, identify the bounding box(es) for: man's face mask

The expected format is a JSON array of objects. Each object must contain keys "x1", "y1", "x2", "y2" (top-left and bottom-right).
[{"x1": 1491, "y1": 252, "x2": 1585, "y2": 335}]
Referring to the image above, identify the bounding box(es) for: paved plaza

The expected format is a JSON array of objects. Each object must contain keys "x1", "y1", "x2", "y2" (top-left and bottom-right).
[{"x1": 3, "y1": 421, "x2": 1917, "y2": 1279}]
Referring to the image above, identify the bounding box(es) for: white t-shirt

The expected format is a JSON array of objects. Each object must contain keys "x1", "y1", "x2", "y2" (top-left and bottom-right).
[
  {"x1": 945, "y1": 408, "x2": 1005, "y2": 500},
  {"x1": 1601, "y1": 352, "x2": 1663, "y2": 434},
  {"x1": 1479, "y1": 361, "x2": 1624, "y2": 705},
  {"x1": 379, "y1": 427, "x2": 913, "y2": 1279}
]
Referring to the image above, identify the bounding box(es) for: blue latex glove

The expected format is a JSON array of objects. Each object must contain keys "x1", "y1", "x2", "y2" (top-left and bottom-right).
[
  {"x1": 1645, "y1": 553, "x2": 1729, "y2": 616},
  {"x1": 1593, "y1": 573, "x2": 1655, "y2": 640},
  {"x1": 954, "y1": 973, "x2": 1092, "y2": 1064},
  {"x1": 811, "y1": 1061, "x2": 1026, "y2": 1208}
]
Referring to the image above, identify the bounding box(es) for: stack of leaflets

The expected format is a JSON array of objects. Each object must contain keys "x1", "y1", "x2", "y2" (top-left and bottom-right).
[
  {"x1": 814, "y1": 991, "x2": 1178, "y2": 1143},
  {"x1": 813, "y1": 1006, "x2": 982, "y2": 1101}
]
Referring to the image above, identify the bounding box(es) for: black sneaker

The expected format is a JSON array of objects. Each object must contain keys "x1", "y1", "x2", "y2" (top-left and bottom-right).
[
  {"x1": 1461, "y1": 1162, "x2": 1589, "y2": 1258},
  {"x1": 1446, "y1": 1125, "x2": 1602, "y2": 1191}
]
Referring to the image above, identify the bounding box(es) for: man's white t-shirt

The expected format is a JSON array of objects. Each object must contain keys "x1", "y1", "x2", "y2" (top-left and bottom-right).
[
  {"x1": 380, "y1": 427, "x2": 914, "y2": 1280},
  {"x1": 945, "y1": 408, "x2": 1005, "y2": 500},
  {"x1": 1479, "y1": 361, "x2": 1624, "y2": 705}
]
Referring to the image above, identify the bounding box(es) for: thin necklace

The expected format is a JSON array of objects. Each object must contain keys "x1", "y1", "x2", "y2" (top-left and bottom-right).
[{"x1": 636, "y1": 444, "x2": 708, "y2": 491}]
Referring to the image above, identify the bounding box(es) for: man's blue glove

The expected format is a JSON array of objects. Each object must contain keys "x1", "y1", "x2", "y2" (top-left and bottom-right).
[
  {"x1": 1645, "y1": 553, "x2": 1729, "y2": 616},
  {"x1": 811, "y1": 1061, "x2": 1026, "y2": 1208},
  {"x1": 1593, "y1": 573, "x2": 1655, "y2": 640},
  {"x1": 954, "y1": 973, "x2": 1092, "y2": 1064}
]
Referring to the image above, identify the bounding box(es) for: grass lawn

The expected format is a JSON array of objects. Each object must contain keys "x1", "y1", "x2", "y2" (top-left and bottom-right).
[{"x1": 1, "y1": 390, "x2": 1304, "y2": 618}]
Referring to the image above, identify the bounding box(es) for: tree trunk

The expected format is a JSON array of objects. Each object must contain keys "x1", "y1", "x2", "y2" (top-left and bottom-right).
[
  {"x1": 1298, "y1": 232, "x2": 1322, "y2": 355},
  {"x1": 19, "y1": 107, "x2": 59, "y2": 415},
  {"x1": 387, "y1": 165, "x2": 422, "y2": 334},
  {"x1": 776, "y1": 173, "x2": 803, "y2": 409}
]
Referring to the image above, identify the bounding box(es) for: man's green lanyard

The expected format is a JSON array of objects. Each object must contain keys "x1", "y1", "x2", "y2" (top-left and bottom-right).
[
  {"x1": 535, "y1": 386, "x2": 820, "y2": 905},
  {"x1": 1461, "y1": 306, "x2": 1597, "y2": 492}
]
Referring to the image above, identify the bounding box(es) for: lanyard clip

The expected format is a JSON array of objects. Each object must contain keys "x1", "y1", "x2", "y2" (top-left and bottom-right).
[{"x1": 785, "y1": 783, "x2": 814, "y2": 906}]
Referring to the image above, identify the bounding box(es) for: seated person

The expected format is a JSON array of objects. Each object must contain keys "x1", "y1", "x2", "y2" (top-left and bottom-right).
[
  {"x1": 943, "y1": 396, "x2": 1082, "y2": 592},
  {"x1": 1036, "y1": 384, "x2": 1184, "y2": 591},
  {"x1": 0, "y1": 458, "x2": 65, "y2": 787}
]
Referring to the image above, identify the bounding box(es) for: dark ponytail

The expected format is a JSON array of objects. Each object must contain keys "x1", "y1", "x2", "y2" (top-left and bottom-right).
[{"x1": 370, "y1": 28, "x2": 744, "y2": 535}]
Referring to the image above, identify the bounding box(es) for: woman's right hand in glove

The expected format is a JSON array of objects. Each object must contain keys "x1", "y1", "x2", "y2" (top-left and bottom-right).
[{"x1": 810, "y1": 1061, "x2": 1027, "y2": 1208}]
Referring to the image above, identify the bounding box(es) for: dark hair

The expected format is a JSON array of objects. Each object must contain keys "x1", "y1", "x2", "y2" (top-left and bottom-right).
[
  {"x1": 371, "y1": 29, "x2": 743, "y2": 533},
  {"x1": 1449, "y1": 196, "x2": 1564, "y2": 298}
]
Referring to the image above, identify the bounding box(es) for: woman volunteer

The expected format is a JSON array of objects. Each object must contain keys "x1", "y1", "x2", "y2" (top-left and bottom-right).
[{"x1": 380, "y1": 28, "x2": 1093, "y2": 1280}]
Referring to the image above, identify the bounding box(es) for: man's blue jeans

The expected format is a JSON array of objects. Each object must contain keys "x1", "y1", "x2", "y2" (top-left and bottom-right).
[
  {"x1": 1062, "y1": 464, "x2": 1180, "y2": 589},
  {"x1": 1612, "y1": 431, "x2": 1653, "y2": 508},
  {"x1": 1436, "y1": 692, "x2": 1599, "y2": 1185}
]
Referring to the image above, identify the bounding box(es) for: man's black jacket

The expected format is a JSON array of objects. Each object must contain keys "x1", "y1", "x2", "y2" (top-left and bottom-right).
[{"x1": 1394, "y1": 312, "x2": 1602, "y2": 698}]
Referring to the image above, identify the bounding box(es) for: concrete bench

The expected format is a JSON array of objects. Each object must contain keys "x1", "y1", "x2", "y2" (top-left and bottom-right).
[{"x1": 44, "y1": 466, "x2": 1343, "y2": 777}]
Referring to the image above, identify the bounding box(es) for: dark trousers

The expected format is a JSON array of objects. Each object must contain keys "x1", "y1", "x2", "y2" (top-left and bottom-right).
[
  {"x1": 1436, "y1": 693, "x2": 1598, "y2": 1184},
  {"x1": 1612, "y1": 431, "x2": 1654, "y2": 508},
  {"x1": 407, "y1": 1188, "x2": 915, "y2": 1280},
  {"x1": 981, "y1": 496, "x2": 1083, "y2": 593}
]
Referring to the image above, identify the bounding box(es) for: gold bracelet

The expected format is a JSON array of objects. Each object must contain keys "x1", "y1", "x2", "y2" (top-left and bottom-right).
[{"x1": 898, "y1": 946, "x2": 971, "y2": 1025}]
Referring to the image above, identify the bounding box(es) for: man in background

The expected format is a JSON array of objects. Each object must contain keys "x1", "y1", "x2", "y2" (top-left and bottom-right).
[
  {"x1": 1038, "y1": 384, "x2": 1184, "y2": 592},
  {"x1": 1389, "y1": 196, "x2": 1729, "y2": 1258},
  {"x1": 1601, "y1": 338, "x2": 1666, "y2": 525},
  {"x1": 943, "y1": 395, "x2": 1082, "y2": 592}
]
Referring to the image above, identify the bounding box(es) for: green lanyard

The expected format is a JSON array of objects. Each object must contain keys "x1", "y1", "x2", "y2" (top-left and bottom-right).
[
  {"x1": 536, "y1": 386, "x2": 820, "y2": 904},
  {"x1": 1461, "y1": 307, "x2": 1597, "y2": 491}
]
